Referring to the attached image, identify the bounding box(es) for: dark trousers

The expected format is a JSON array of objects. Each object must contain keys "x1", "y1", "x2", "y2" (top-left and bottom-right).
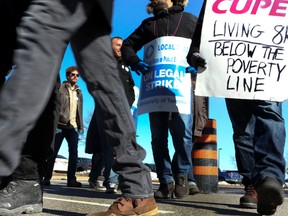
[
  {"x1": 0, "y1": 82, "x2": 59, "y2": 189},
  {"x1": 13, "y1": 83, "x2": 60, "y2": 180},
  {"x1": 45, "y1": 128, "x2": 79, "y2": 182},
  {"x1": 0, "y1": 0, "x2": 59, "y2": 183},
  {"x1": 0, "y1": 0, "x2": 153, "y2": 198}
]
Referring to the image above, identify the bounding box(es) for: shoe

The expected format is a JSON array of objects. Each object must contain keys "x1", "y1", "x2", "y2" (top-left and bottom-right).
[
  {"x1": 239, "y1": 185, "x2": 257, "y2": 209},
  {"x1": 0, "y1": 180, "x2": 43, "y2": 216},
  {"x1": 42, "y1": 179, "x2": 51, "y2": 186},
  {"x1": 88, "y1": 179, "x2": 106, "y2": 191},
  {"x1": 67, "y1": 180, "x2": 82, "y2": 187},
  {"x1": 105, "y1": 183, "x2": 118, "y2": 194},
  {"x1": 174, "y1": 176, "x2": 189, "y2": 198},
  {"x1": 255, "y1": 177, "x2": 284, "y2": 215},
  {"x1": 188, "y1": 181, "x2": 200, "y2": 195},
  {"x1": 86, "y1": 197, "x2": 158, "y2": 216},
  {"x1": 154, "y1": 182, "x2": 174, "y2": 199}
]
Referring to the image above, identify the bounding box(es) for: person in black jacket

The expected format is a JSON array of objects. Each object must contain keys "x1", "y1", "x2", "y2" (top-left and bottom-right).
[
  {"x1": 121, "y1": 0, "x2": 199, "y2": 199},
  {"x1": 112, "y1": 36, "x2": 135, "y2": 106}
]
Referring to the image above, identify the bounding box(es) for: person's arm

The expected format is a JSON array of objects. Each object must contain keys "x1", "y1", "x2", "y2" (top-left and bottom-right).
[
  {"x1": 121, "y1": 19, "x2": 153, "y2": 67},
  {"x1": 187, "y1": 0, "x2": 207, "y2": 68}
]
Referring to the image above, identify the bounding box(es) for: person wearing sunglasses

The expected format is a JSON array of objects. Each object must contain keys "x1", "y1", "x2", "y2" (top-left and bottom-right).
[{"x1": 43, "y1": 66, "x2": 84, "y2": 188}]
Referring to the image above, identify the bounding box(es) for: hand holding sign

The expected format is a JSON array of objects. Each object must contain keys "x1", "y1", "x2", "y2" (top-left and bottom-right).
[{"x1": 189, "y1": 52, "x2": 207, "y2": 68}]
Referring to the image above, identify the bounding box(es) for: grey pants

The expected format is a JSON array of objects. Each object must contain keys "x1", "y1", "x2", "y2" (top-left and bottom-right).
[{"x1": 0, "y1": 0, "x2": 153, "y2": 198}]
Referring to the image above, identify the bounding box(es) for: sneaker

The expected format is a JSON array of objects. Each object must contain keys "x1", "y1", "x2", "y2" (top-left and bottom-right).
[
  {"x1": 0, "y1": 180, "x2": 43, "y2": 216},
  {"x1": 105, "y1": 183, "x2": 118, "y2": 194},
  {"x1": 67, "y1": 180, "x2": 82, "y2": 187},
  {"x1": 188, "y1": 181, "x2": 200, "y2": 195},
  {"x1": 255, "y1": 177, "x2": 284, "y2": 215},
  {"x1": 154, "y1": 182, "x2": 174, "y2": 199},
  {"x1": 42, "y1": 179, "x2": 51, "y2": 186},
  {"x1": 86, "y1": 197, "x2": 158, "y2": 216},
  {"x1": 174, "y1": 176, "x2": 189, "y2": 199},
  {"x1": 88, "y1": 179, "x2": 106, "y2": 191},
  {"x1": 239, "y1": 185, "x2": 257, "y2": 209}
]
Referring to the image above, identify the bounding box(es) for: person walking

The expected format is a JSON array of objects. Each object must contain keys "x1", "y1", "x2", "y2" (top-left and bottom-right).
[
  {"x1": 43, "y1": 66, "x2": 84, "y2": 187},
  {"x1": 187, "y1": 1, "x2": 285, "y2": 215},
  {"x1": 0, "y1": 0, "x2": 158, "y2": 215},
  {"x1": 0, "y1": 0, "x2": 60, "y2": 215},
  {"x1": 121, "y1": 0, "x2": 199, "y2": 199}
]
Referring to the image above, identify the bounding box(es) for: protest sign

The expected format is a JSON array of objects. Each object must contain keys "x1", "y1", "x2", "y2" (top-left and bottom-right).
[
  {"x1": 195, "y1": 0, "x2": 288, "y2": 101},
  {"x1": 138, "y1": 36, "x2": 192, "y2": 115}
]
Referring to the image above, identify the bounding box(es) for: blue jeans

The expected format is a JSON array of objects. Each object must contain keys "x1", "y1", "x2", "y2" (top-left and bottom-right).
[
  {"x1": 149, "y1": 112, "x2": 193, "y2": 183},
  {"x1": 0, "y1": 0, "x2": 152, "y2": 198},
  {"x1": 225, "y1": 99, "x2": 286, "y2": 185}
]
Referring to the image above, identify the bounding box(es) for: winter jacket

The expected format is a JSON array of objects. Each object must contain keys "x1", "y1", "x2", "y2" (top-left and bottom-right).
[
  {"x1": 122, "y1": 4, "x2": 208, "y2": 136},
  {"x1": 117, "y1": 57, "x2": 135, "y2": 107},
  {"x1": 58, "y1": 81, "x2": 84, "y2": 133},
  {"x1": 121, "y1": 5, "x2": 198, "y2": 66}
]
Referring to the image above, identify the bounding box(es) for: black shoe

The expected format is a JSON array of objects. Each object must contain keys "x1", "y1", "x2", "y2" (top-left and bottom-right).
[
  {"x1": 0, "y1": 180, "x2": 43, "y2": 216},
  {"x1": 154, "y1": 182, "x2": 174, "y2": 199},
  {"x1": 255, "y1": 177, "x2": 284, "y2": 215},
  {"x1": 239, "y1": 185, "x2": 257, "y2": 209},
  {"x1": 174, "y1": 176, "x2": 189, "y2": 199},
  {"x1": 42, "y1": 179, "x2": 51, "y2": 186},
  {"x1": 67, "y1": 180, "x2": 82, "y2": 187}
]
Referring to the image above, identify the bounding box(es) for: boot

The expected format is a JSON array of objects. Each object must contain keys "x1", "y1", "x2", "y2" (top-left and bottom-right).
[
  {"x1": 154, "y1": 182, "x2": 174, "y2": 199},
  {"x1": 239, "y1": 185, "x2": 257, "y2": 209},
  {"x1": 255, "y1": 177, "x2": 284, "y2": 215},
  {"x1": 0, "y1": 180, "x2": 43, "y2": 215},
  {"x1": 86, "y1": 197, "x2": 158, "y2": 216},
  {"x1": 174, "y1": 176, "x2": 189, "y2": 199}
]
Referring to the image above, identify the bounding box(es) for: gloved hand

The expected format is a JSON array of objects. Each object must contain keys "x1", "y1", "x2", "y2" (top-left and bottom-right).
[
  {"x1": 189, "y1": 52, "x2": 206, "y2": 68},
  {"x1": 78, "y1": 132, "x2": 84, "y2": 140},
  {"x1": 130, "y1": 61, "x2": 150, "y2": 75},
  {"x1": 186, "y1": 66, "x2": 198, "y2": 76}
]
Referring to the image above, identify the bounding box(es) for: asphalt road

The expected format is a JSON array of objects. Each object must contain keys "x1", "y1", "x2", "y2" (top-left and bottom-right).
[{"x1": 32, "y1": 175, "x2": 288, "y2": 216}]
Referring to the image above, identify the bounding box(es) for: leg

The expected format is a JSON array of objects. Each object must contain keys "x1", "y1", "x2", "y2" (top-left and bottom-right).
[
  {"x1": 225, "y1": 99, "x2": 255, "y2": 187},
  {"x1": 252, "y1": 100, "x2": 285, "y2": 215},
  {"x1": 0, "y1": 0, "x2": 82, "y2": 175},
  {"x1": 149, "y1": 112, "x2": 174, "y2": 199},
  {"x1": 149, "y1": 112, "x2": 173, "y2": 184},
  {"x1": 226, "y1": 98, "x2": 257, "y2": 209},
  {"x1": 44, "y1": 131, "x2": 65, "y2": 182},
  {"x1": 0, "y1": 82, "x2": 60, "y2": 215},
  {"x1": 170, "y1": 113, "x2": 193, "y2": 198},
  {"x1": 71, "y1": 12, "x2": 153, "y2": 198},
  {"x1": 63, "y1": 128, "x2": 81, "y2": 186},
  {"x1": 170, "y1": 113, "x2": 193, "y2": 177}
]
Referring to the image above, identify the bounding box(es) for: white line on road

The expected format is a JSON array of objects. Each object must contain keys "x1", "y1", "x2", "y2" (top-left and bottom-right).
[{"x1": 44, "y1": 196, "x2": 175, "y2": 214}]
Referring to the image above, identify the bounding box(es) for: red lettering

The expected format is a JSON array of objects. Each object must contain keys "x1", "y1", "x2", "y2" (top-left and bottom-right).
[
  {"x1": 231, "y1": 0, "x2": 253, "y2": 14},
  {"x1": 270, "y1": 0, "x2": 288, "y2": 16},
  {"x1": 251, "y1": 0, "x2": 271, "y2": 14},
  {"x1": 211, "y1": 0, "x2": 288, "y2": 16},
  {"x1": 212, "y1": 0, "x2": 227, "y2": 14}
]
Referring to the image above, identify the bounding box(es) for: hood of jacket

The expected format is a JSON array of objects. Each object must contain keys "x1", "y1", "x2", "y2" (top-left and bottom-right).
[{"x1": 146, "y1": 0, "x2": 187, "y2": 14}]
